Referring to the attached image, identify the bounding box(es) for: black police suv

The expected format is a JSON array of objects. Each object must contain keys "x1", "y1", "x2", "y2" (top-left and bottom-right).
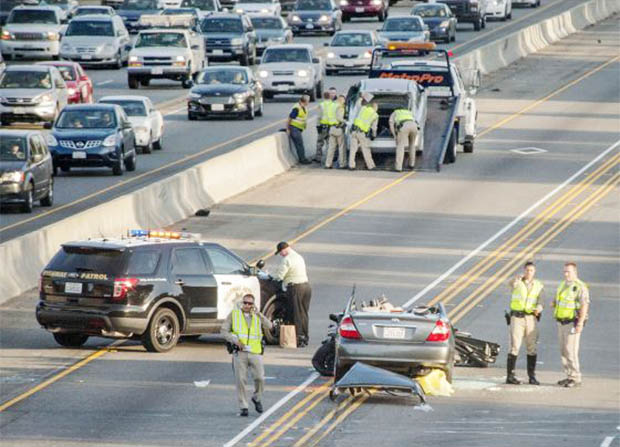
[{"x1": 36, "y1": 231, "x2": 268, "y2": 352}]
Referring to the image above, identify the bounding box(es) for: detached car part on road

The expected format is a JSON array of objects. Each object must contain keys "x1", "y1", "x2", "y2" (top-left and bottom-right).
[{"x1": 36, "y1": 231, "x2": 269, "y2": 352}]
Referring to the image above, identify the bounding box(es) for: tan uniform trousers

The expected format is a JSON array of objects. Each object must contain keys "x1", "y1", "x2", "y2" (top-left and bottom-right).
[
  {"x1": 325, "y1": 126, "x2": 345, "y2": 168},
  {"x1": 233, "y1": 351, "x2": 265, "y2": 409},
  {"x1": 348, "y1": 130, "x2": 375, "y2": 170},
  {"x1": 557, "y1": 322, "x2": 582, "y2": 382},
  {"x1": 395, "y1": 120, "x2": 419, "y2": 171},
  {"x1": 509, "y1": 314, "x2": 538, "y2": 356},
  {"x1": 315, "y1": 125, "x2": 330, "y2": 161}
]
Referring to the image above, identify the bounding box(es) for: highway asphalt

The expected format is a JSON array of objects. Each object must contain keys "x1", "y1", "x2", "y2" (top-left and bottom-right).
[
  {"x1": 0, "y1": 0, "x2": 595, "y2": 241},
  {"x1": 0, "y1": 15, "x2": 618, "y2": 447}
]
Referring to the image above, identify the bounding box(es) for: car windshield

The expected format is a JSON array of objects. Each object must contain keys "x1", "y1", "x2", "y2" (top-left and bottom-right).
[
  {"x1": 331, "y1": 32, "x2": 372, "y2": 46},
  {"x1": 1, "y1": 1, "x2": 21, "y2": 12},
  {"x1": 250, "y1": 17, "x2": 282, "y2": 29},
  {"x1": 262, "y1": 48, "x2": 310, "y2": 63},
  {"x1": 295, "y1": 0, "x2": 331, "y2": 10},
  {"x1": 0, "y1": 137, "x2": 27, "y2": 162},
  {"x1": 52, "y1": 65, "x2": 76, "y2": 81},
  {"x1": 136, "y1": 32, "x2": 187, "y2": 47},
  {"x1": 56, "y1": 110, "x2": 117, "y2": 129},
  {"x1": 100, "y1": 100, "x2": 147, "y2": 117},
  {"x1": 75, "y1": 7, "x2": 111, "y2": 15},
  {"x1": 163, "y1": 8, "x2": 196, "y2": 14},
  {"x1": 181, "y1": 0, "x2": 217, "y2": 10},
  {"x1": 0, "y1": 71, "x2": 52, "y2": 89},
  {"x1": 8, "y1": 9, "x2": 58, "y2": 24},
  {"x1": 412, "y1": 5, "x2": 447, "y2": 17},
  {"x1": 197, "y1": 69, "x2": 247, "y2": 84},
  {"x1": 65, "y1": 20, "x2": 114, "y2": 36},
  {"x1": 121, "y1": 0, "x2": 158, "y2": 10},
  {"x1": 200, "y1": 18, "x2": 243, "y2": 33},
  {"x1": 384, "y1": 17, "x2": 422, "y2": 32}
]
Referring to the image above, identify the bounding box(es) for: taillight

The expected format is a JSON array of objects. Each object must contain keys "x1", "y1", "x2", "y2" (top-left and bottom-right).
[
  {"x1": 112, "y1": 278, "x2": 139, "y2": 302},
  {"x1": 38, "y1": 276, "x2": 44, "y2": 293},
  {"x1": 426, "y1": 319, "x2": 451, "y2": 342},
  {"x1": 339, "y1": 316, "x2": 361, "y2": 339}
]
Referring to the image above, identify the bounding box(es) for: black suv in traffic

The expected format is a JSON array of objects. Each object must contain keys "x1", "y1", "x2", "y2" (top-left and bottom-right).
[
  {"x1": 200, "y1": 13, "x2": 258, "y2": 66},
  {"x1": 36, "y1": 231, "x2": 266, "y2": 352}
]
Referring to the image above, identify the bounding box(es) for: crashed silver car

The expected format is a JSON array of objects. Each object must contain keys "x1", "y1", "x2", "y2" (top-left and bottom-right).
[{"x1": 334, "y1": 295, "x2": 456, "y2": 382}]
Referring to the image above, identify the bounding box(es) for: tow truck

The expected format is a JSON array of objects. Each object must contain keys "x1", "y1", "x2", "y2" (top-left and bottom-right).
[{"x1": 347, "y1": 42, "x2": 478, "y2": 171}]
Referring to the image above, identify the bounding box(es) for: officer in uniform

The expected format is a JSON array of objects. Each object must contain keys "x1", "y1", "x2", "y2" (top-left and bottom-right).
[
  {"x1": 552, "y1": 262, "x2": 589, "y2": 388},
  {"x1": 315, "y1": 92, "x2": 335, "y2": 163},
  {"x1": 389, "y1": 107, "x2": 419, "y2": 171},
  {"x1": 287, "y1": 95, "x2": 312, "y2": 164},
  {"x1": 325, "y1": 94, "x2": 346, "y2": 169},
  {"x1": 348, "y1": 101, "x2": 378, "y2": 170},
  {"x1": 272, "y1": 241, "x2": 312, "y2": 347},
  {"x1": 506, "y1": 261, "x2": 544, "y2": 385},
  {"x1": 221, "y1": 294, "x2": 273, "y2": 416}
]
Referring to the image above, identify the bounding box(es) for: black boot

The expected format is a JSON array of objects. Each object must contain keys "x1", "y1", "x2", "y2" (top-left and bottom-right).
[
  {"x1": 506, "y1": 354, "x2": 521, "y2": 384},
  {"x1": 527, "y1": 354, "x2": 540, "y2": 385}
]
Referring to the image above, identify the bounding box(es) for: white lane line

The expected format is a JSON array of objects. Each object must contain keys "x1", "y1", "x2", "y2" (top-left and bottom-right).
[
  {"x1": 403, "y1": 138, "x2": 620, "y2": 308},
  {"x1": 223, "y1": 372, "x2": 319, "y2": 447},
  {"x1": 601, "y1": 436, "x2": 616, "y2": 447},
  {"x1": 164, "y1": 106, "x2": 186, "y2": 117},
  {"x1": 96, "y1": 80, "x2": 113, "y2": 86}
]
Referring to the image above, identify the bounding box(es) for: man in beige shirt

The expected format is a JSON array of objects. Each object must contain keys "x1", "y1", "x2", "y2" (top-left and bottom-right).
[{"x1": 272, "y1": 241, "x2": 311, "y2": 347}]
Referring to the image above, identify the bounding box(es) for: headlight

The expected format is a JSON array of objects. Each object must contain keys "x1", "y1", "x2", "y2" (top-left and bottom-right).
[
  {"x1": 260, "y1": 8, "x2": 269, "y2": 13},
  {"x1": 61, "y1": 43, "x2": 72, "y2": 52},
  {"x1": 371, "y1": 0, "x2": 381, "y2": 5},
  {"x1": 233, "y1": 92, "x2": 248, "y2": 102},
  {"x1": 175, "y1": 55, "x2": 185, "y2": 62},
  {"x1": 0, "y1": 30, "x2": 14, "y2": 40},
  {"x1": 339, "y1": 0, "x2": 347, "y2": 5},
  {"x1": 102, "y1": 134, "x2": 117, "y2": 147},
  {"x1": 1, "y1": 171, "x2": 24, "y2": 183},
  {"x1": 290, "y1": 15, "x2": 301, "y2": 22},
  {"x1": 268, "y1": 36, "x2": 285, "y2": 42},
  {"x1": 231, "y1": 38, "x2": 243, "y2": 45},
  {"x1": 362, "y1": 50, "x2": 371, "y2": 58},
  {"x1": 37, "y1": 93, "x2": 54, "y2": 104},
  {"x1": 327, "y1": 52, "x2": 335, "y2": 58},
  {"x1": 68, "y1": 88, "x2": 76, "y2": 96},
  {"x1": 46, "y1": 134, "x2": 58, "y2": 146},
  {"x1": 188, "y1": 92, "x2": 201, "y2": 99},
  {"x1": 440, "y1": 20, "x2": 450, "y2": 28},
  {"x1": 135, "y1": 126, "x2": 148, "y2": 134},
  {"x1": 47, "y1": 32, "x2": 60, "y2": 41},
  {"x1": 296, "y1": 69, "x2": 308, "y2": 77},
  {"x1": 235, "y1": 8, "x2": 243, "y2": 13},
  {"x1": 318, "y1": 14, "x2": 329, "y2": 22},
  {"x1": 129, "y1": 55, "x2": 139, "y2": 62},
  {"x1": 258, "y1": 70, "x2": 269, "y2": 78}
]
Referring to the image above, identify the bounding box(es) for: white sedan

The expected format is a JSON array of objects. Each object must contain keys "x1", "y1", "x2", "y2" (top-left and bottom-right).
[
  {"x1": 99, "y1": 96, "x2": 164, "y2": 154},
  {"x1": 235, "y1": 0, "x2": 281, "y2": 16}
]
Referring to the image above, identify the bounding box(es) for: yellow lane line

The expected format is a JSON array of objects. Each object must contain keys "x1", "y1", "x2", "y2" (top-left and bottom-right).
[
  {"x1": 427, "y1": 153, "x2": 620, "y2": 307},
  {"x1": 291, "y1": 395, "x2": 356, "y2": 447},
  {"x1": 451, "y1": 172, "x2": 620, "y2": 323},
  {"x1": 306, "y1": 393, "x2": 371, "y2": 447},
  {"x1": 248, "y1": 380, "x2": 332, "y2": 447},
  {"x1": 0, "y1": 348, "x2": 110, "y2": 412}
]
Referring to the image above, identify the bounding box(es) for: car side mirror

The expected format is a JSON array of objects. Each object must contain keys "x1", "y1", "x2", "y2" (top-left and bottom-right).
[
  {"x1": 323, "y1": 42, "x2": 329, "y2": 46},
  {"x1": 256, "y1": 259, "x2": 265, "y2": 269},
  {"x1": 312, "y1": 58, "x2": 319, "y2": 64},
  {"x1": 43, "y1": 122, "x2": 53, "y2": 129}
]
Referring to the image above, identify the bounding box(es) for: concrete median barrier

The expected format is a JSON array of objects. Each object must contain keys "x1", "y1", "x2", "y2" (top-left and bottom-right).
[{"x1": 0, "y1": 0, "x2": 617, "y2": 302}]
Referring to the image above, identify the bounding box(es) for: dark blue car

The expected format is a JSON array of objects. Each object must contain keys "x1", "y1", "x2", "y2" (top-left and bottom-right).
[
  {"x1": 117, "y1": 0, "x2": 161, "y2": 33},
  {"x1": 45, "y1": 104, "x2": 137, "y2": 176}
]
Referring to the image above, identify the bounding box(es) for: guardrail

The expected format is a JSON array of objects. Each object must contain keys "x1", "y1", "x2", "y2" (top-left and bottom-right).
[{"x1": 0, "y1": 0, "x2": 618, "y2": 302}]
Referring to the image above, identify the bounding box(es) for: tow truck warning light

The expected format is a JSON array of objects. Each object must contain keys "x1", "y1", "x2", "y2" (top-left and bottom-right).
[
  {"x1": 128, "y1": 229, "x2": 188, "y2": 239},
  {"x1": 386, "y1": 42, "x2": 437, "y2": 51}
]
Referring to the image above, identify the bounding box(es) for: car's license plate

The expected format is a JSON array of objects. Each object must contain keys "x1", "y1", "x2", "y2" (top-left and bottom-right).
[
  {"x1": 151, "y1": 67, "x2": 163, "y2": 75},
  {"x1": 276, "y1": 85, "x2": 289, "y2": 91},
  {"x1": 344, "y1": 62, "x2": 355, "y2": 67},
  {"x1": 72, "y1": 151, "x2": 86, "y2": 159},
  {"x1": 383, "y1": 327, "x2": 406, "y2": 339},
  {"x1": 64, "y1": 282, "x2": 82, "y2": 294},
  {"x1": 355, "y1": 7, "x2": 364, "y2": 12},
  {"x1": 212, "y1": 49, "x2": 224, "y2": 55},
  {"x1": 211, "y1": 104, "x2": 224, "y2": 111},
  {"x1": 305, "y1": 24, "x2": 314, "y2": 29},
  {"x1": 81, "y1": 55, "x2": 92, "y2": 60}
]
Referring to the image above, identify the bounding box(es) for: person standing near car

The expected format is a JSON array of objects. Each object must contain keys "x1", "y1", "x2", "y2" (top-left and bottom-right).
[
  {"x1": 348, "y1": 100, "x2": 378, "y2": 170},
  {"x1": 272, "y1": 241, "x2": 311, "y2": 347},
  {"x1": 552, "y1": 262, "x2": 589, "y2": 388},
  {"x1": 506, "y1": 261, "x2": 544, "y2": 385},
  {"x1": 325, "y1": 94, "x2": 346, "y2": 169},
  {"x1": 221, "y1": 294, "x2": 273, "y2": 417},
  {"x1": 315, "y1": 91, "x2": 335, "y2": 163},
  {"x1": 287, "y1": 95, "x2": 312, "y2": 164},
  {"x1": 389, "y1": 107, "x2": 419, "y2": 171}
]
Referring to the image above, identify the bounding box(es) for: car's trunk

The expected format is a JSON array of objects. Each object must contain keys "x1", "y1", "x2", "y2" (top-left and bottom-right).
[{"x1": 349, "y1": 308, "x2": 439, "y2": 343}]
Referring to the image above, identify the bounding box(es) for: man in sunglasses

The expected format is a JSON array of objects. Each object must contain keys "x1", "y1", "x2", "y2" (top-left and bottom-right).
[{"x1": 221, "y1": 294, "x2": 273, "y2": 417}]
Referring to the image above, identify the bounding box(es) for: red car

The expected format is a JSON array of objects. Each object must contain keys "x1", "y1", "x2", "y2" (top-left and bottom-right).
[
  {"x1": 37, "y1": 61, "x2": 94, "y2": 104},
  {"x1": 340, "y1": 0, "x2": 389, "y2": 22}
]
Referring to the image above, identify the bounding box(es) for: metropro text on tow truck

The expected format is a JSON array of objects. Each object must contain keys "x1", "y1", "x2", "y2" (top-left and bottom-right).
[{"x1": 345, "y1": 42, "x2": 479, "y2": 171}]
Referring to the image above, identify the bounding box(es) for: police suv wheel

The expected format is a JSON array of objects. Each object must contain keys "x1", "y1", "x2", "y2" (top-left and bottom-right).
[
  {"x1": 53, "y1": 333, "x2": 89, "y2": 347},
  {"x1": 142, "y1": 307, "x2": 180, "y2": 353}
]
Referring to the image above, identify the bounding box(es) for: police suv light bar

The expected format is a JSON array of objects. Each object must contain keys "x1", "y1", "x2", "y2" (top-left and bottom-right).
[{"x1": 127, "y1": 229, "x2": 196, "y2": 240}]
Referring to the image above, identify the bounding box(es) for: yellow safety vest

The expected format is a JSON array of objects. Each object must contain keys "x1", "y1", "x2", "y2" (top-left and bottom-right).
[
  {"x1": 290, "y1": 104, "x2": 307, "y2": 131},
  {"x1": 353, "y1": 105, "x2": 378, "y2": 133},
  {"x1": 231, "y1": 309, "x2": 263, "y2": 354},
  {"x1": 510, "y1": 279, "x2": 543, "y2": 313},
  {"x1": 319, "y1": 99, "x2": 335, "y2": 125},
  {"x1": 394, "y1": 108, "x2": 414, "y2": 125},
  {"x1": 554, "y1": 280, "x2": 587, "y2": 321}
]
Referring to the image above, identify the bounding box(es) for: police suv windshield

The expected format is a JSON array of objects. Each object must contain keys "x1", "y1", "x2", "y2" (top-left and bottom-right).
[
  {"x1": 8, "y1": 9, "x2": 59, "y2": 24},
  {"x1": 262, "y1": 48, "x2": 310, "y2": 63},
  {"x1": 56, "y1": 110, "x2": 117, "y2": 129},
  {"x1": 200, "y1": 17, "x2": 243, "y2": 33},
  {"x1": 66, "y1": 21, "x2": 115, "y2": 37},
  {"x1": 331, "y1": 32, "x2": 372, "y2": 46},
  {"x1": 0, "y1": 71, "x2": 52, "y2": 89},
  {"x1": 384, "y1": 17, "x2": 423, "y2": 32},
  {"x1": 136, "y1": 32, "x2": 187, "y2": 48}
]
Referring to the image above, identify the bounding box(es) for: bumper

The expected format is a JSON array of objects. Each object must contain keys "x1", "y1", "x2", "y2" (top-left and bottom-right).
[
  {"x1": 0, "y1": 104, "x2": 57, "y2": 123},
  {"x1": 128, "y1": 66, "x2": 189, "y2": 80},
  {"x1": 188, "y1": 100, "x2": 248, "y2": 116},
  {"x1": 260, "y1": 76, "x2": 314, "y2": 94},
  {"x1": 51, "y1": 145, "x2": 121, "y2": 169},
  {"x1": 486, "y1": 3, "x2": 507, "y2": 16},
  {"x1": 341, "y1": 5, "x2": 382, "y2": 16},
  {"x1": 1, "y1": 40, "x2": 60, "y2": 58},
  {"x1": 134, "y1": 131, "x2": 151, "y2": 147},
  {"x1": 290, "y1": 22, "x2": 336, "y2": 34},
  {"x1": 326, "y1": 58, "x2": 370, "y2": 70},
  {"x1": 60, "y1": 52, "x2": 117, "y2": 66},
  {"x1": 453, "y1": 12, "x2": 480, "y2": 23},
  {"x1": 0, "y1": 183, "x2": 27, "y2": 204},
  {"x1": 206, "y1": 47, "x2": 244, "y2": 61},
  {"x1": 36, "y1": 302, "x2": 149, "y2": 337},
  {"x1": 430, "y1": 27, "x2": 451, "y2": 40}
]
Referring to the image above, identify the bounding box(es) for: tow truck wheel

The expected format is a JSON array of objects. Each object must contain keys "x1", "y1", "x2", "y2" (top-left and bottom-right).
[
  {"x1": 53, "y1": 333, "x2": 89, "y2": 347},
  {"x1": 463, "y1": 141, "x2": 474, "y2": 153},
  {"x1": 128, "y1": 75, "x2": 139, "y2": 89}
]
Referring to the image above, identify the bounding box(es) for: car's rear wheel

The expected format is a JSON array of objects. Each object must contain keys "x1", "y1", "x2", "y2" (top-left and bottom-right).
[
  {"x1": 40, "y1": 178, "x2": 53, "y2": 207},
  {"x1": 22, "y1": 185, "x2": 34, "y2": 213},
  {"x1": 53, "y1": 333, "x2": 89, "y2": 347},
  {"x1": 142, "y1": 307, "x2": 180, "y2": 353},
  {"x1": 142, "y1": 135, "x2": 153, "y2": 154},
  {"x1": 125, "y1": 150, "x2": 136, "y2": 171}
]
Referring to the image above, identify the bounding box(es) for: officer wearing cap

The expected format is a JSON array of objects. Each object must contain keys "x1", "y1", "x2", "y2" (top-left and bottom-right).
[
  {"x1": 389, "y1": 107, "x2": 419, "y2": 171},
  {"x1": 506, "y1": 261, "x2": 544, "y2": 385},
  {"x1": 325, "y1": 94, "x2": 346, "y2": 169},
  {"x1": 271, "y1": 242, "x2": 311, "y2": 347},
  {"x1": 552, "y1": 262, "x2": 590, "y2": 388}
]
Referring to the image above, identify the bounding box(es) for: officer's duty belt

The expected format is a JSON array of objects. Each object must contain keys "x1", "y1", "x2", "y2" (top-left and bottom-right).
[
  {"x1": 556, "y1": 318, "x2": 576, "y2": 325},
  {"x1": 510, "y1": 311, "x2": 534, "y2": 318}
]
